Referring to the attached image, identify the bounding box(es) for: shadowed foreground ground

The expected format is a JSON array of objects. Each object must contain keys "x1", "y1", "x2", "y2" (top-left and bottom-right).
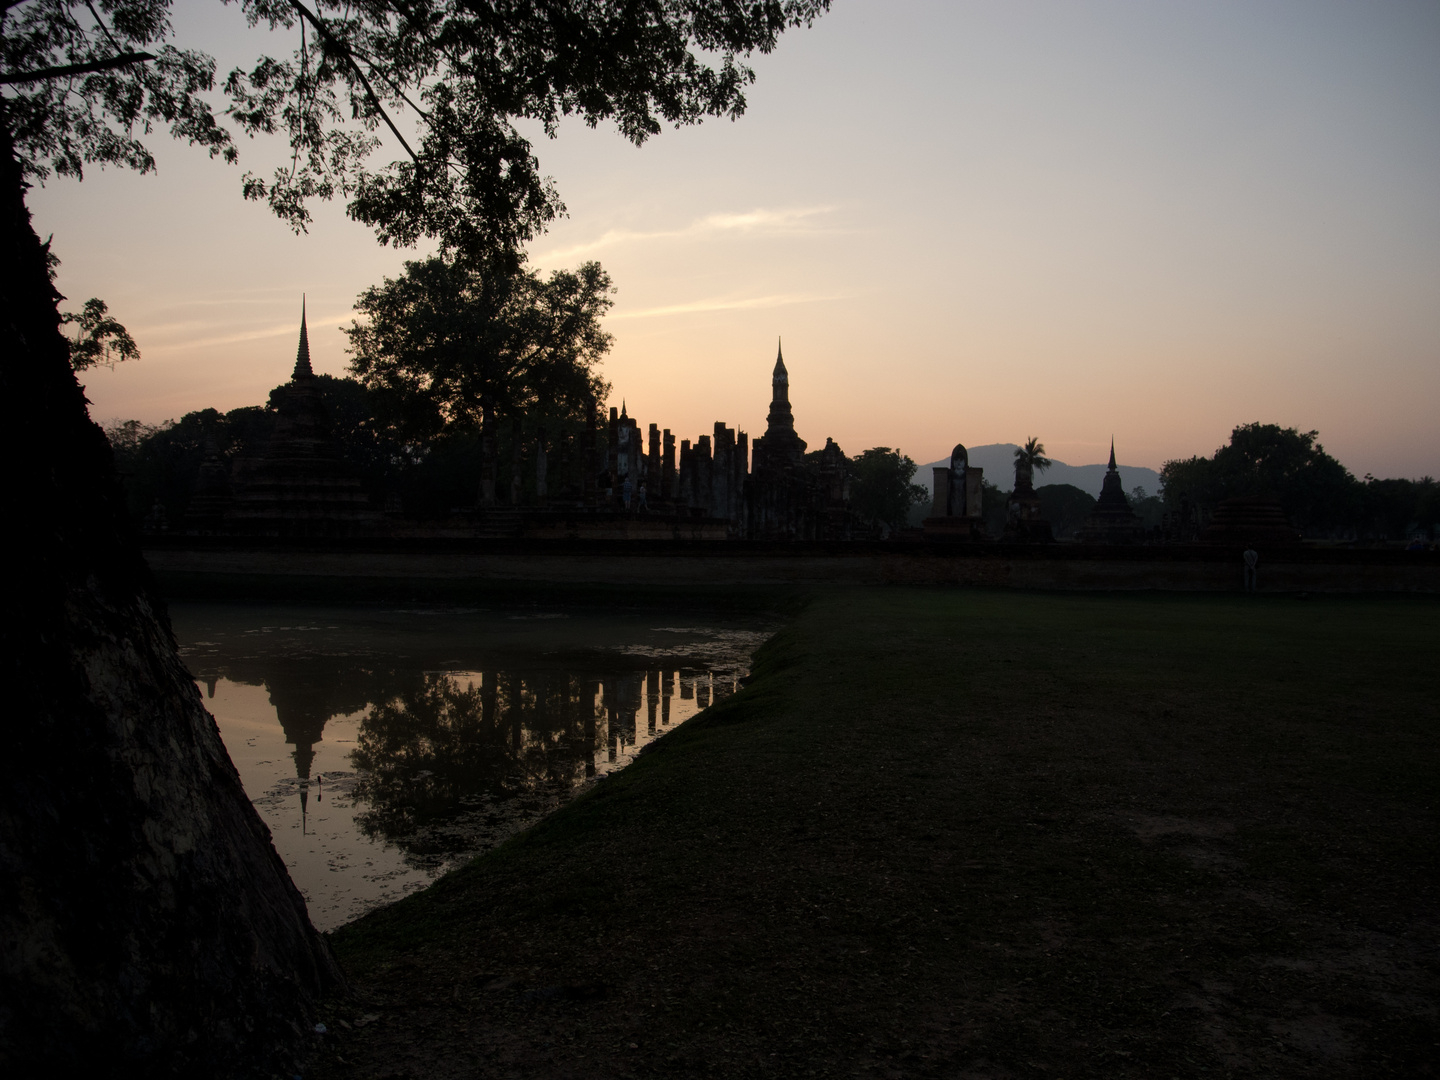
[{"x1": 312, "y1": 589, "x2": 1439, "y2": 1078}]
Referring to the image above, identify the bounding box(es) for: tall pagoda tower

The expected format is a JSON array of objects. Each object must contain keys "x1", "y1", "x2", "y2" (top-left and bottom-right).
[
  {"x1": 225, "y1": 301, "x2": 379, "y2": 535},
  {"x1": 751, "y1": 340, "x2": 807, "y2": 473}
]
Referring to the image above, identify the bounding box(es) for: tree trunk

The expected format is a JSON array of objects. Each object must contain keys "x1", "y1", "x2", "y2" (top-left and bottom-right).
[{"x1": 0, "y1": 131, "x2": 343, "y2": 1076}]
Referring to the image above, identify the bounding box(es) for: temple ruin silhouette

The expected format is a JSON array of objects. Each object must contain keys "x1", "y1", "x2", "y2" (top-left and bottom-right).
[{"x1": 147, "y1": 305, "x2": 1266, "y2": 545}]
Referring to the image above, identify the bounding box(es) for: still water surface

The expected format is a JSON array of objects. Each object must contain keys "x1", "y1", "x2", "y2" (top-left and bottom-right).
[{"x1": 171, "y1": 603, "x2": 774, "y2": 930}]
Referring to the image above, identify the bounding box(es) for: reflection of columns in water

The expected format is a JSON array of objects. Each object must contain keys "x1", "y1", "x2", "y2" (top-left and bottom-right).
[
  {"x1": 661, "y1": 670, "x2": 673, "y2": 725},
  {"x1": 680, "y1": 674, "x2": 695, "y2": 702},
  {"x1": 204, "y1": 676, "x2": 217, "y2": 699},
  {"x1": 602, "y1": 673, "x2": 644, "y2": 761},
  {"x1": 482, "y1": 671, "x2": 498, "y2": 735},
  {"x1": 696, "y1": 672, "x2": 711, "y2": 709},
  {"x1": 509, "y1": 674, "x2": 524, "y2": 758},
  {"x1": 583, "y1": 678, "x2": 599, "y2": 777},
  {"x1": 618, "y1": 672, "x2": 642, "y2": 748},
  {"x1": 646, "y1": 670, "x2": 659, "y2": 737},
  {"x1": 601, "y1": 677, "x2": 618, "y2": 763}
]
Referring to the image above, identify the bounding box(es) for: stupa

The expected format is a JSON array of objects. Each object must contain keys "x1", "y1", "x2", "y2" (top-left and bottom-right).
[
  {"x1": 224, "y1": 302, "x2": 379, "y2": 535},
  {"x1": 1202, "y1": 497, "x2": 1301, "y2": 545},
  {"x1": 1077, "y1": 440, "x2": 1144, "y2": 543}
]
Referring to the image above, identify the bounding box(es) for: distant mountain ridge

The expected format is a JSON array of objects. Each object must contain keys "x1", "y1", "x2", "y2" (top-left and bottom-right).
[{"x1": 916, "y1": 444, "x2": 1162, "y2": 500}]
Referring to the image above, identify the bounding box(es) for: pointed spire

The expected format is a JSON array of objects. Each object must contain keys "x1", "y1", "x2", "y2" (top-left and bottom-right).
[
  {"x1": 620, "y1": 399, "x2": 628, "y2": 419},
  {"x1": 773, "y1": 337, "x2": 787, "y2": 379},
  {"x1": 1108, "y1": 437, "x2": 1117, "y2": 471},
  {"x1": 292, "y1": 295, "x2": 314, "y2": 380}
]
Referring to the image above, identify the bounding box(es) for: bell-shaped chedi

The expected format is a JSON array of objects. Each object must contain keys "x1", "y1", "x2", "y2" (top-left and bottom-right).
[
  {"x1": 183, "y1": 435, "x2": 233, "y2": 533},
  {"x1": 1078, "y1": 439, "x2": 1145, "y2": 543},
  {"x1": 224, "y1": 301, "x2": 379, "y2": 535},
  {"x1": 1202, "y1": 497, "x2": 1301, "y2": 545}
]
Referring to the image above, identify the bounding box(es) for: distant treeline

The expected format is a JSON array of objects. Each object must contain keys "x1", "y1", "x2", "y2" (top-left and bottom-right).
[
  {"x1": 1159, "y1": 423, "x2": 1435, "y2": 541},
  {"x1": 107, "y1": 375, "x2": 498, "y2": 524},
  {"x1": 915, "y1": 423, "x2": 1433, "y2": 542},
  {"x1": 108, "y1": 397, "x2": 1433, "y2": 543}
]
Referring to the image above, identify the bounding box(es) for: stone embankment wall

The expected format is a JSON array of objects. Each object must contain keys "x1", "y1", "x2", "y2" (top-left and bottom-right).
[{"x1": 143, "y1": 538, "x2": 1440, "y2": 594}]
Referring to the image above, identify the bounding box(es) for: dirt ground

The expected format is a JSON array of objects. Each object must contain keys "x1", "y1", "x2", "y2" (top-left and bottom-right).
[{"x1": 307, "y1": 589, "x2": 1440, "y2": 1078}]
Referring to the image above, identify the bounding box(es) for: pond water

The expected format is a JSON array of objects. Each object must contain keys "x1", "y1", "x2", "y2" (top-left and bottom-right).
[{"x1": 171, "y1": 602, "x2": 774, "y2": 931}]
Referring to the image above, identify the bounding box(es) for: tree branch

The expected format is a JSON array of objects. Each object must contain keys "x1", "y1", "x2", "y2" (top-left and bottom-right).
[
  {"x1": 286, "y1": 0, "x2": 419, "y2": 164},
  {"x1": 83, "y1": 0, "x2": 124, "y2": 55},
  {"x1": 0, "y1": 51, "x2": 156, "y2": 85}
]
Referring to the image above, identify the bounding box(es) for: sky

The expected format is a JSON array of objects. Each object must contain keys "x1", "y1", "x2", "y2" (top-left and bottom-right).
[{"x1": 29, "y1": 0, "x2": 1440, "y2": 478}]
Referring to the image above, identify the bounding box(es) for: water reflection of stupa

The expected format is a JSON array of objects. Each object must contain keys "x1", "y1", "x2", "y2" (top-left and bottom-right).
[{"x1": 265, "y1": 668, "x2": 337, "y2": 832}]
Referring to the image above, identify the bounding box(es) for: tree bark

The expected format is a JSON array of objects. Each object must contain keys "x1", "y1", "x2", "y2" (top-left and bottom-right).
[{"x1": 0, "y1": 128, "x2": 343, "y2": 1076}]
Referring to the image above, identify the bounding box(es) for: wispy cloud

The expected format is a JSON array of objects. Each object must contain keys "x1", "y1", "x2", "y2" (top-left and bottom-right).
[
  {"x1": 533, "y1": 205, "x2": 838, "y2": 263},
  {"x1": 610, "y1": 291, "x2": 844, "y2": 320},
  {"x1": 141, "y1": 312, "x2": 353, "y2": 352}
]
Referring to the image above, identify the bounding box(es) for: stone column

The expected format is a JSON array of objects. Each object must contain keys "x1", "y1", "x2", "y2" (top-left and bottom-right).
[
  {"x1": 697, "y1": 435, "x2": 714, "y2": 516},
  {"x1": 931, "y1": 467, "x2": 949, "y2": 518},
  {"x1": 712, "y1": 423, "x2": 733, "y2": 522},
  {"x1": 479, "y1": 406, "x2": 498, "y2": 506},
  {"x1": 607, "y1": 408, "x2": 619, "y2": 501},
  {"x1": 678, "y1": 440, "x2": 694, "y2": 508},
  {"x1": 662, "y1": 430, "x2": 675, "y2": 500},
  {"x1": 583, "y1": 401, "x2": 598, "y2": 507},
  {"x1": 510, "y1": 417, "x2": 523, "y2": 505},
  {"x1": 965, "y1": 466, "x2": 985, "y2": 520}
]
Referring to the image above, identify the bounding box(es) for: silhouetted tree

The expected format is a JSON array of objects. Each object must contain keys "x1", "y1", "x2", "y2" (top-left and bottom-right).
[
  {"x1": 847, "y1": 447, "x2": 928, "y2": 534},
  {"x1": 1160, "y1": 423, "x2": 1358, "y2": 535},
  {"x1": 1360, "y1": 475, "x2": 1438, "y2": 542},
  {"x1": 1129, "y1": 486, "x2": 1166, "y2": 530},
  {"x1": 346, "y1": 255, "x2": 614, "y2": 443},
  {"x1": 1014, "y1": 436, "x2": 1052, "y2": 475},
  {"x1": 1036, "y1": 484, "x2": 1098, "y2": 540},
  {"x1": 2, "y1": 1, "x2": 829, "y2": 1072},
  {"x1": 62, "y1": 297, "x2": 139, "y2": 370},
  {"x1": 45, "y1": 254, "x2": 140, "y2": 371},
  {"x1": 352, "y1": 671, "x2": 589, "y2": 867}
]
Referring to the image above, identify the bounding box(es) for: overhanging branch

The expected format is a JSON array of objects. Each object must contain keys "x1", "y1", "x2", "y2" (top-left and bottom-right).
[
  {"x1": 0, "y1": 51, "x2": 155, "y2": 85},
  {"x1": 286, "y1": 0, "x2": 419, "y2": 164}
]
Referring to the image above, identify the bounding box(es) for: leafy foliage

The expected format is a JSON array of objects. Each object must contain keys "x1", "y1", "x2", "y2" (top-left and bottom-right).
[
  {"x1": 1160, "y1": 423, "x2": 1435, "y2": 539},
  {"x1": 345, "y1": 255, "x2": 613, "y2": 442},
  {"x1": 1160, "y1": 423, "x2": 1357, "y2": 534},
  {"x1": 847, "y1": 447, "x2": 927, "y2": 532},
  {"x1": 1128, "y1": 486, "x2": 1165, "y2": 530},
  {"x1": 351, "y1": 670, "x2": 588, "y2": 866},
  {"x1": 106, "y1": 375, "x2": 384, "y2": 521},
  {"x1": 1, "y1": 0, "x2": 233, "y2": 181},
  {"x1": 1036, "y1": 483, "x2": 1096, "y2": 540},
  {"x1": 62, "y1": 297, "x2": 139, "y2": 370},
  {"x1": 1014, "y1": 436, "x2": 1051, "y2": 473},
  {"x1": 4, "y1": 0, "x2": 831, "y2": 253}
]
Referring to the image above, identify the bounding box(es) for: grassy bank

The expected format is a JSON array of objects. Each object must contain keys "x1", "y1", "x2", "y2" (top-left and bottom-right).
[{"x1": 313, "y1": 589, "x2": 1440, "y2": 1078}]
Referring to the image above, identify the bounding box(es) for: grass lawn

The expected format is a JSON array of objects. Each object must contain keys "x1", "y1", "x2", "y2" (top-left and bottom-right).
[{"x1": 313, "y1": 588, "x2": 1440, "y2": 1078}]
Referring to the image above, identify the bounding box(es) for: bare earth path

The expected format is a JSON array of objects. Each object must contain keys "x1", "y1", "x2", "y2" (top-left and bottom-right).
[{"x1": 310, "y1": 589, "x2": 1439, "y2": 1078}]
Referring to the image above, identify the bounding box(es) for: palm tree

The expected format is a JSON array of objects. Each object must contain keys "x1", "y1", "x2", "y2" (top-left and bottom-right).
[{"x1": 1015, "y1": 437, "x2": 1053, "y2": 474}]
